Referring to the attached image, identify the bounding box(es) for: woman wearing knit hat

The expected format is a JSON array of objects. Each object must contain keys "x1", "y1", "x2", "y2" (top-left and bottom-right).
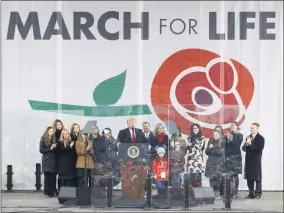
[{"x1": 169, "y1": 141, "x2": 186, "y2": 188}]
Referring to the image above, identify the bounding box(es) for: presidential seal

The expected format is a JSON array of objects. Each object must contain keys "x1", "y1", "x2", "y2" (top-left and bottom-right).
[{"x1": 127, "y1": 146, "x2": 139, "y2": 158}]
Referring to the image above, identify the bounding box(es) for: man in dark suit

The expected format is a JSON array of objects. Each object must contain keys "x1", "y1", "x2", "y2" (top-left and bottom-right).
[
  {"x1": 142, "y1": 122, "x2": 154, "y2": 163},
  {"x1": 117, "y1": 118, "x2": 147, "y2": 144},
  {"x1": 142, "y1": 122, "x2": 154, "y2": 145},
  {"x1": 242, "y1": 122, "x2": 265, "y2": 199}
]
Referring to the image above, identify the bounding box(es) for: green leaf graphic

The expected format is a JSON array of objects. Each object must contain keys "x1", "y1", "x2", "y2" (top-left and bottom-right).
[{"x1": 93, "y1": 70, "x2": 126, "y2": 106}]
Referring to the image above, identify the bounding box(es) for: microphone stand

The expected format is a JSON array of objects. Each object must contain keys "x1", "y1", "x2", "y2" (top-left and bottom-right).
[
  {"x1": 107, "y1": 139, "x2": 111, "y2": 175},
  {"x1": 84, "y1": 140, "x2": 87, "y2": 187}
]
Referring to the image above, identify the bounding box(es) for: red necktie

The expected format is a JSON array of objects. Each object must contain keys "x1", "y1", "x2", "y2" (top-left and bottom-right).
[{"x1": 132, "y1": 130, "x2": 136, "y2": 143}]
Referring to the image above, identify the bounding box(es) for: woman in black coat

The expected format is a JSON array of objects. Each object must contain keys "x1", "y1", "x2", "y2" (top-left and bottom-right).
[
  {"x1": 89, "y1": 125, "x2": 100, "y2": 162},
  {"x1": 205, "y1": 130, "x2": 224, "y2": 198},
  {"x1": 52, "y1": 119, "x2": 64, "y2": 194},
  {"x1": 93, "y1": 128, "x2": 120, "y2": 186},
  {"x1": 224, "y1": 121, "x2": 243, "y2": 198},
  {"x1": 56, "y1": 129, "x2": 76, "y2": 191},
  {"x1": 53, "y1": 119, "x2": 64, "y2": 143},
  {"x1": 39, "y1": 126, "x2": 57, "y2": 197}
]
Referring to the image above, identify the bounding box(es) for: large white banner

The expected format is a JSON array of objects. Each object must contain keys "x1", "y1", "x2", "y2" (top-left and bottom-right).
[{"x1": 1, "y1": 1, "x2": 283, "y2": 190}]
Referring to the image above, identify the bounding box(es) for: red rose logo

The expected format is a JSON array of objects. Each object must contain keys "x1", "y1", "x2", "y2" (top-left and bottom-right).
[{"x1": 151, "y1": 49, "x2": 254, "y2": 137}]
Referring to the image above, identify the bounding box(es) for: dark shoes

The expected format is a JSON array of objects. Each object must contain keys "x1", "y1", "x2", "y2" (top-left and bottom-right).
[
  {"x1": 245, "y1": 194, "x2": 255, "y2": 199},
  {"x1": 245, "y1": 194, "x2": 261, "y2": 199}
]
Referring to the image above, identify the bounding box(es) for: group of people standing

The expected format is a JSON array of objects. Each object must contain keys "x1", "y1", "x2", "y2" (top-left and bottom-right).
[
  {"x1": 39, "y1": 120, "x2": 94, "y2": 197},
  {"x1": 39, "y1": 118, "x2": 265, "y2": 200}
]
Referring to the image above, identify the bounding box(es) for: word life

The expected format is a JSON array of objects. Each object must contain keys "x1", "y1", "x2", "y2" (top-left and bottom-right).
[{"x1": 209, "y1": 12, "x2": 276, "y2": 40}]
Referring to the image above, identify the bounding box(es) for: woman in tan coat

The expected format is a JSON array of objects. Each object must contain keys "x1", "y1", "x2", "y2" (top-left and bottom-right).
[{"x1": 75, "y1": 131, "x2": 94, "y2": 187}]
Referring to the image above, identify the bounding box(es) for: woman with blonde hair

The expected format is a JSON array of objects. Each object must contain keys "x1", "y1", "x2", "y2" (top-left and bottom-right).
[
  {"x1": 151, "y1": 123, "x2": 169, "y2": 149},
  {"x1": 149, "y1": 123, "x2": 169, "y2": 163},
  {"x1": 56, "y1": 129, "x2": 76, "y2": 191},
  {"x1": 39, "y1": 126, "x2": 57, "y2": 197},
  {"x1": 75, "y1": 131, "x2": 94, "y2": 187}
]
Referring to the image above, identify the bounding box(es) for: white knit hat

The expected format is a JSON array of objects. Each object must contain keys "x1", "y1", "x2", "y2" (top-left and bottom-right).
[
  {"x1": 175, "y1": 142, "x2": 181, "y2": 146},
  {"x1": 157, "y1": 147, "x2": 166, "y2": 154}
]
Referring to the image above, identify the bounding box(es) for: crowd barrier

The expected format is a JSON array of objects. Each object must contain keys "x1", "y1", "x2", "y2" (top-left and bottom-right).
[{"x1": 4, "y1": 159, "x2": 234, "y2": 210}]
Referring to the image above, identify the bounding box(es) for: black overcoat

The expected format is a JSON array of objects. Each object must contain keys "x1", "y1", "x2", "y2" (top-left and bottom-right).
[{"x1": 242, "y1": 133, "x2": 265, "y2": 181}]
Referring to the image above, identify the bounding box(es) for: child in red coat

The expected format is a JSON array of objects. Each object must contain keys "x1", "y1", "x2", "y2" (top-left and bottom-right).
[{"x1": 152, "y1": 147, "x2": 169, "y2": 186}]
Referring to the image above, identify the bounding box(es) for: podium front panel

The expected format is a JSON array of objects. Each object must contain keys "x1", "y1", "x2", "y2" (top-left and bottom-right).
[
  {"x1": 90, "y1": 166, "x2": 108, "y2": 207},
  {"x1": 110, "y1": 143, "x2": 149, "y2": 207},
  {"x1": 118, "y1": 143, "x2": 150, "y2": 163}
]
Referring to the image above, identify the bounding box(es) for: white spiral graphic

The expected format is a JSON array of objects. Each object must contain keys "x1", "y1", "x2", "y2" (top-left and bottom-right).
[{"x1": 170, "y1": 57, "x2": 246, "y2": 129}]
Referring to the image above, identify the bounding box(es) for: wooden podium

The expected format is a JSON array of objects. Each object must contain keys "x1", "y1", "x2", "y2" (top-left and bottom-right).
[{"x1": 120, "y1": 165, "x2": 147, "y2": 198}]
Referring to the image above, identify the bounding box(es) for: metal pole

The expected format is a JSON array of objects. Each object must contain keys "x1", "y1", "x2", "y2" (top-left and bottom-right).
[
  {"x1": 35, "y1": 163, "x2": 42, "y2": 191},
  {"x1": 6, "y1": 165, "x2": 13, "y2": 191}
]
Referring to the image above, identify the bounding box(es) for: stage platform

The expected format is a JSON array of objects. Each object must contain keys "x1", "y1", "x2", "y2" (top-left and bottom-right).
[{"x1": 1, "y1": 191, "x2": 283, "y2": 212}]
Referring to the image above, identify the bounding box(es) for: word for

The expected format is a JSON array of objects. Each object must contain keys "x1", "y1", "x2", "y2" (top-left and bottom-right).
[{"x1": 159, "y1": 18, "x2": 198, "y2": 35}]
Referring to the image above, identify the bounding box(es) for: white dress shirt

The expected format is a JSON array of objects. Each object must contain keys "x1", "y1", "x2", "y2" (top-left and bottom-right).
[
  {"x1": 144, "y1": 131, "x2": 149, "y2": 139},
  {"x1": 251, "y1": 133, "x2": 257, "y2": 140}
]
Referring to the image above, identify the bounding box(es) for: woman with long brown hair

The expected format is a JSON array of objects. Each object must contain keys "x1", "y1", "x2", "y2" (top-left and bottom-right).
[
  {"x1": 53, "y1": 119, "x2": 64, "y2": 143},
  {"x1": 88, "y1": 125, "x2": 100, "y2": 158},
  {"x1": 39, "y1": 126, "x2": 57, "y2": 197},
  {"x1": 75, "y1": 131, "x2": 94, "y2": 187},
  {"x1": 205, "y1": 130, "x2": 224, "y2": 198},
  {"x1": 186, "y1": 123, "x2": 205, "y2": 187},
  {"x1": 70, "y1": 123, "x2": 80, "y2": 143},
  {"x1": 52, "y1": 119, "x2": 64, "y2": 194},
  {"x1": 56, "y1": 129, "x2": 76, "y2": 191},
  {"x1": 70, "y1": 123, "x2": 80, "y2": 186}
]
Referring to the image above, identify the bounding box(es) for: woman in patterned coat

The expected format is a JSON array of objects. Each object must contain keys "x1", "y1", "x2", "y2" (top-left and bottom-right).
[{"x1": 186, "y1": 124, "x2": 206, "y2": 187}]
